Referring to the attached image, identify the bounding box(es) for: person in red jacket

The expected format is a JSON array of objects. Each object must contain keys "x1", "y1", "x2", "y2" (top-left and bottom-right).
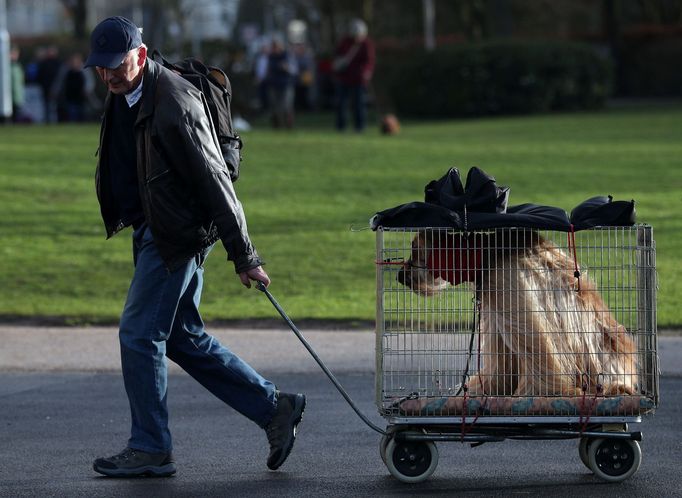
[{"x1": 332, "y1": 19, "x2": 375, "y2": 132}]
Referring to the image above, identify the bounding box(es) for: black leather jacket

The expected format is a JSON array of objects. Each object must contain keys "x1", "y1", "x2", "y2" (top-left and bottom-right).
[{"x1": 95, "y1": 59, "x2": 262, "y2": 272}]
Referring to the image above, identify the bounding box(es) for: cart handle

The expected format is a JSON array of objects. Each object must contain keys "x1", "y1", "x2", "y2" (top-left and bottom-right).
[{"x1": 256, "y1": 281, "x2": 386, "y2": 436}]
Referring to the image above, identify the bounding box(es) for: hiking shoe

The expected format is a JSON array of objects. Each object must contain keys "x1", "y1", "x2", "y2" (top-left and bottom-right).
[
  {"x1": 93, "y1": 447, "x2": 176, "y2": 477},
  {"x1": 265, "y1": 392, "x2": 306, "y2": 470}
]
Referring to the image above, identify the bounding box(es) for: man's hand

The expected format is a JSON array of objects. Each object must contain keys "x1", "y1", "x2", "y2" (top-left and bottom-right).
[{"x1": 239, "y1": 266, "x2": 271, "y2": 288}]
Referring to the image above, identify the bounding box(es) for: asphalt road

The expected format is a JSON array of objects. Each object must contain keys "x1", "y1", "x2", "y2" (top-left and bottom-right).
[
  {"x1": 1, "y1": 372, "x2": 681, "y2": 498},
  {"x1": 1, "y1": 327, "x2": 681, "y2": 497}
]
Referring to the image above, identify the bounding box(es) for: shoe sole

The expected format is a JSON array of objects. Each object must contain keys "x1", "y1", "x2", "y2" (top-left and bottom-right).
[
  {"x1": 268, "y1": 394, "x2": 306, "y2": 470},
  {"x1": 93, "y1": 462, "x2": 176, "y2": 477}
]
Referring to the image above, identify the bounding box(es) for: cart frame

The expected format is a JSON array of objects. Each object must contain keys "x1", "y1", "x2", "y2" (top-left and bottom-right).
[{"x1": 374, "y1": 225, "x2": 658, "y2": 483}]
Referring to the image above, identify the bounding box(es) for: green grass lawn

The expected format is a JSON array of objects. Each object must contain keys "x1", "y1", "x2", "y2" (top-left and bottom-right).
[{"x1": 1, "y1": 104, "x2": 680, "y2": 327}]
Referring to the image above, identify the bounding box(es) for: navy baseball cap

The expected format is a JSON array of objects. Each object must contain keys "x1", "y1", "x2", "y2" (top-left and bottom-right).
[{"x1": 84, "y1": 16, "x2": 142, "y2": 69}]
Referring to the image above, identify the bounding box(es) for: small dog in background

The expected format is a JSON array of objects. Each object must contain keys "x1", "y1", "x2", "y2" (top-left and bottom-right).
[
  {"x1": 397, "y1": 229, "x2": 638, "y2": 397},
  {"x1": 380, "y1": 114, "x2": 400, "y2": 135}
]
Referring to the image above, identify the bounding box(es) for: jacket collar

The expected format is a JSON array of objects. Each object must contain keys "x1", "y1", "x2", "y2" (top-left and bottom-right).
[{"x1": 136, "y1": 58, "x2": 161, "y2": 124}]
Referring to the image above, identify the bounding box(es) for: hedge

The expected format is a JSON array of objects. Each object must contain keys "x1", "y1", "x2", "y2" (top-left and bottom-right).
[{"x1": 378, "y1": 40, "x2": 613, "y2": 118}]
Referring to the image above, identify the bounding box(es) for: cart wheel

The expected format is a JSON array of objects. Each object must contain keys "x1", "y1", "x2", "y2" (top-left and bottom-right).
[
  {"x1": 578, "y1": 437, "x2": 593, "y2": 469},
  {"x1": 385, "y1": 438, "x2": 438, "y2": 483},
  {"x1": 588, "y1": 438, "x2": 642, "y2": 482},
  {"x1": 380, "y1": 434, "x2": 391, "y2": 465}
]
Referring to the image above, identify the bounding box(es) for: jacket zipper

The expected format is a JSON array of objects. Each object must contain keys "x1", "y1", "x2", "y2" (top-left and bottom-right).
[{"x1": 146, "y1": 169, "x2": 170, "y2": 184}]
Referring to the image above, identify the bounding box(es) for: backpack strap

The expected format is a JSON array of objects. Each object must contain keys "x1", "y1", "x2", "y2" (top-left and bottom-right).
[{"x1": 150, "y1": 49, "x2": 174, "y2": 70}]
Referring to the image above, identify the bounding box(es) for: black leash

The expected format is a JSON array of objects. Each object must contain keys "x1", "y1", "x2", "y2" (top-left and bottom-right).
[
  {"x1": 455, "y1": 295, "x2": 481, "y2": 396},
  {"x1": 256, "y1": 282, "x2": 387, "y2": 435}
]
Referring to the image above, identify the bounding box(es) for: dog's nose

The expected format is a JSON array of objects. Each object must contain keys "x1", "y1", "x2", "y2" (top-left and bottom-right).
[
  {"x1": 397, "y1": 265, "x2": 407, "y2": 285},
  {"x1": 396, "y1": 261, "x2": 412, "y2": 287}
]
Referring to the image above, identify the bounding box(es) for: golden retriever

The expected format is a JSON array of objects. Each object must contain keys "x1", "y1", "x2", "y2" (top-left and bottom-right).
[{"x1": 397, "y1": 229, "x2": 638, "y2": 397}]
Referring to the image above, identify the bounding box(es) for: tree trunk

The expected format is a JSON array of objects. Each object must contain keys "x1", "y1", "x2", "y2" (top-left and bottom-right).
[
  {"x1": 423, "y1": 0, "x2": 436, "y2": 51},
  {"x1": 73, "y1": 0, "x2": 86, "y2": 40}
]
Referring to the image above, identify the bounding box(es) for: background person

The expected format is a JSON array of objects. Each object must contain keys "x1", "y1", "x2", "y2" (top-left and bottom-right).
[
  {"x1": 54, "y1": 53, "x2": 87, "y2": 122},
  {"x1": 253, "y1": 40, "x2": 270, "y2": 113},
  {"x1": 36, "y1": 45, "x2": 61, "y2": 123},
  {"x1": 332, "y1": 19, "x2": 375, "y2": 132},
  {"x1": 266, "y1": 35, "x2": 297, "y2": 128},
  {"x1": 293, "y1": 42, "x2": 315, "y2": 111},
  {"x1": 84, "y1": 16, "x2": 305, "y2": 478},
  {"x1": 9, "y1": 45, "x2": 26, "y2": 122}
]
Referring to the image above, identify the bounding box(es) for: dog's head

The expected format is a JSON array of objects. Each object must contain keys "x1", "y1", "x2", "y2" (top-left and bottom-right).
[
  {"x1": 397, "y1": 231, "x2": 484, "y2": 296},
  {"x1": 396, "y1": 232, "x2": 448, "y2": 296},
  {"x1": 380, "y1": 114, "x2": 400, "y2": 135}
]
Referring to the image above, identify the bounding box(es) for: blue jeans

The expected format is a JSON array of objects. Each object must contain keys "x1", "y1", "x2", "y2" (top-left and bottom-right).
[
  {"x1": 119, "y1": 225, "x2": 277, "y2": 453},
  {"x1": 336, "y1": 83, "x2": 367, "y2": 132}
]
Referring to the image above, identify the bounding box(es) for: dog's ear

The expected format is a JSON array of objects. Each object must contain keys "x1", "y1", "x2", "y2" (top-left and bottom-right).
[
  {"x1": 412, "y1": 231, "x2": 427, "y2": 262},
  {"x1": 415, "y1": 231, "x2": 427, "y2": 248}
]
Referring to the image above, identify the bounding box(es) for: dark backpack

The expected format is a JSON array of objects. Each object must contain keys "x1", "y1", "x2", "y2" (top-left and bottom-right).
[{"x1": 151, "y1": 50, "x2": 243, "y2": 182}]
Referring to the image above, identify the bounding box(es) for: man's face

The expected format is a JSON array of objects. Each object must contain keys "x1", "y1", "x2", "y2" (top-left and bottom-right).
[{"x1": 96, "y1": 45, "x2": 147, "y2": 94}]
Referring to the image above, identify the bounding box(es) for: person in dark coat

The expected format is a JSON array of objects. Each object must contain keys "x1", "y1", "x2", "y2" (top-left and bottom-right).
[
  {"x1": 36, "y1": 45, "x2": 61, "y2": 123},
  {"x1": 266, "y1": 35, "x2": 297, "y2": 128},
  {"x1": 84, "y1": 16, "x2": 305, "y2": 478},
  {"x1": 55, "y1": 53, "x2": 87, "y2": 122}
]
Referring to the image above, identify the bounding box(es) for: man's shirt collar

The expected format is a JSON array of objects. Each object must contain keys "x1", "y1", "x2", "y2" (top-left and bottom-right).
[{"x1": 125, "y1": 76, "x2": 143, "y2": 107}]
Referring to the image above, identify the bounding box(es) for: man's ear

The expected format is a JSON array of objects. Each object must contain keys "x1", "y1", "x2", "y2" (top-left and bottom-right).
[{"x1": 137, "y1": 45, "x2": 147, "y2": 68}]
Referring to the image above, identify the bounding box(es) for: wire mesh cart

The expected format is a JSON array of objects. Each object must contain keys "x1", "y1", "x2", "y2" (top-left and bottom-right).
[{"x1": 375, "y1": 225, "x2": 658, "y2": 483}]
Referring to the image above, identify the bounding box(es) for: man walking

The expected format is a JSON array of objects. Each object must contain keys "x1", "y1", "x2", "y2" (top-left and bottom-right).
[{"x1": 85, "y1": 16, "x2": 305, "y2": 477}]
